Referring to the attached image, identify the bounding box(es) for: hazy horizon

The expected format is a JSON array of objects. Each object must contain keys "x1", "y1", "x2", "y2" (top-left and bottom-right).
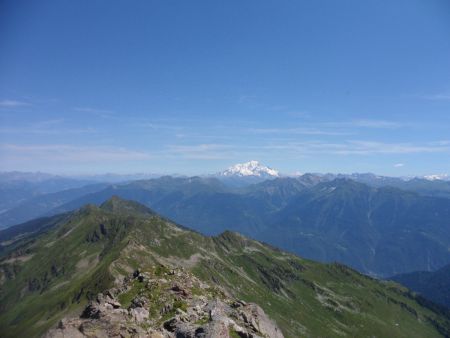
[{"x1": 0, "y1": 159, "x2": 448, "y2": 180}]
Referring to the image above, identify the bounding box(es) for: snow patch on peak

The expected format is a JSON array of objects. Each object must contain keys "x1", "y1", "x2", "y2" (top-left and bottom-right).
[
  {"x1": 221, "y1": 160, "x2": 279, "y2": 177},
  {"x1": 423, "y1": 174, "x2": 449, "y2": 181}
]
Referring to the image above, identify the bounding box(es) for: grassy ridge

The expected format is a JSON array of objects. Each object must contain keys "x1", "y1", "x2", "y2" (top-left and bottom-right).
[
  {"x1": 1, "y1": 198, "x2": 449, "y2": 337},
  {"x1": 0, "y1": 206, "x2": 130, "y2": 337}
]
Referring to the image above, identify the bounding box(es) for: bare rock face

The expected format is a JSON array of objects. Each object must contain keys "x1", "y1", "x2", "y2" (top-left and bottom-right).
[
  {"x1": 45, "y1": 266, "x2": 284, "y2": 338},
  {"x1": 44, "y1": 320, "x2": 85, "y2": 338},
  {"x1": 239, "y1": 303, "x2": 284, "y2": 338},
  {"x1": 130, "y1": 307, "x2": 149, "y2": 323}
]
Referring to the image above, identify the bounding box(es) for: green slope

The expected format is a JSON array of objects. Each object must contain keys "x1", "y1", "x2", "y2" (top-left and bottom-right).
[{"x1": 0, "y1": 197, "x2": 449, "y2": 337}]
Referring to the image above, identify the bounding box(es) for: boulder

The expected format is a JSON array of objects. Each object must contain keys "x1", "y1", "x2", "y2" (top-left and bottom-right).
[{"x1": 130, "y1": 307, "x2": 149, "y2": 323}]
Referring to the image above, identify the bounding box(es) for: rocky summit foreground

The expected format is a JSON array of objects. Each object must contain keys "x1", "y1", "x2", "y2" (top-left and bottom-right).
[{"x1": 46, "y1": 267, "x2": 283, "y2": 338}]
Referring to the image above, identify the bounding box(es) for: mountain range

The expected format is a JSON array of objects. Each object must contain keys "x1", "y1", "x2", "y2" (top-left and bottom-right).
[
  {"x1": 0, "y1": 171, "x2": 162, "y2": 215},
  {"x1": 3, "y1": 176, "x2": 450, "y2": 277},
  {"x1": 390, "y1": 263, "x2": 450, "y2": 309},
  {"x1": 1, "y1": 163, "x2": 450, "y2": 278},
  {"x1": 2, "y1": 163, "x2": 450, "y2": 220},
  {"x1": 0, "y1": 172, "x2": 97, "y2": 214},
  {"x1": 1, "y1": 196, "x2": 449, "y2": 337}
]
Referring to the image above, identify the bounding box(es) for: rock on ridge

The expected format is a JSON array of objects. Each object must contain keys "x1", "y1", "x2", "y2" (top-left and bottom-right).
[{"x1": 45, "y1": 266, "x2": 284, "y2": 338}]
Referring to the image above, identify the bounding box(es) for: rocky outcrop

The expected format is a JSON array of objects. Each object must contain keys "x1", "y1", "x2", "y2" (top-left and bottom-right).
[{"x1": 45, "y1": 266, "x2": 284, "y2": 338}]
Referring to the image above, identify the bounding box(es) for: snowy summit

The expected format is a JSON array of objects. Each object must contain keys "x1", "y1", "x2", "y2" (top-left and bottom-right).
[
  {"x1": 220, "y1": 160, "x2": 279, "y2": 177},
  {"x1": 423, "y1": 174, "x2": 449, "y2": 181}
]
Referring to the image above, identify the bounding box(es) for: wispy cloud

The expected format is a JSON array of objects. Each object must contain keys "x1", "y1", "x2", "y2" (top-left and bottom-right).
[
  {"x1": 1, "y1": 138, "x2": 448, "y2": 173},
  {"x1": 0, "y1": 119, "x2": 95, "y2": 135},
  {"x1": 430, "y1": 140, "x2": 450, "y2": 146},
  {"x1": 243, "y1": 119, "x2": 403, "y2": 137},
  {"x1": 350, "y1": 119, "x2": 402, "y2": 128},
  {"x1": 0, "y1": 99, "x2": 31, "y2": 107},
  {"x1": 164, "y1": 139, "x2": 450, "y2": 161},
  {"x1": 261, "y1": 140, "x2": 449, "y2": 155},
  {"x1": 138, "y1": 122, "x2": 183, "y2": 131},
  {"x1": 73, "y1": 107, "x2": 116, "y2": 118},
  {"x1": 286, "y1": 111, "x2": 311, "y2": 118},
  {"x1": 166, "y1": 143, "x2": 234, "y2": 160},
  {"x1": 343, "y1": 140, "x2": 447, "y2": 154},
  {"x1": 238, "y1": 95, "x2": 257, "y2": 104},
  {"x1": 422, "y1": 93, "x2": 450, "y2": 101},
  {"x1": 247, "y1": 127, "x2": 351, "y2": 136},
  {"x1": 324, "y1": 119, "x2": 404, "y2": 129},
  {"x1": 0, "y1": 144, "x2": 153, "y2": 165},
  {"x1": 0, "y1": 142, "x2": 236, "y2": 167}
]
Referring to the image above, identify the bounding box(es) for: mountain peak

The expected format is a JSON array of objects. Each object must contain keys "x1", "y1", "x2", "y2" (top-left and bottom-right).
[
  {"x1": 423, "y1": 174, "x2": 449, "y2": 181},
  {"x1": 100, "y1": 195, "x2": 155, "y2": 216},
  {"x1": 220, "y1": 160, "x2": 279, "y2": 177}
]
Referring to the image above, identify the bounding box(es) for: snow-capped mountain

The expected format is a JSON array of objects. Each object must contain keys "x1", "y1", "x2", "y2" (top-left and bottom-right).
[
  {"x1": 423, "y1": 174, "x2": 449, "y2": 181},
  {"x1": 220, "y1": 160, "x2": 279, "y2": 178}
]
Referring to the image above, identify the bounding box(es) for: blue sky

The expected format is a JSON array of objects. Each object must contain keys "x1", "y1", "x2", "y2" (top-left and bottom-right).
[{"x1": 1, "y1": 0, "x2": 450, "y2": 176}]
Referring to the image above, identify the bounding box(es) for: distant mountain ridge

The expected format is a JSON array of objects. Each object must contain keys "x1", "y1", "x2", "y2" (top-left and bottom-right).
[
  {"x1": 1, "y1": 166, "x2": 449, "y2": 212},
  {"x1": 2, "y1": 175, "x2": 450, "y2": 277},
  {"x1": 0, "y1": 172, "x2": 100, "y2": 214},
  {"x1": 390, "y1": 264, "x2": 450, "y2": 309},
  {"x1": 2, "y1": 166, "x2": 450, "y2": 278},
  {"x1": 0, "y1": 183, "x2": 109, "y2": 227}
]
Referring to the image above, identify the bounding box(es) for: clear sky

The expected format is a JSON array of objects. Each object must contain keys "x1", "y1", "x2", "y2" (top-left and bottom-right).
[{"x1": 1, "y1": 0, "x2": 450, "y2": 176}]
